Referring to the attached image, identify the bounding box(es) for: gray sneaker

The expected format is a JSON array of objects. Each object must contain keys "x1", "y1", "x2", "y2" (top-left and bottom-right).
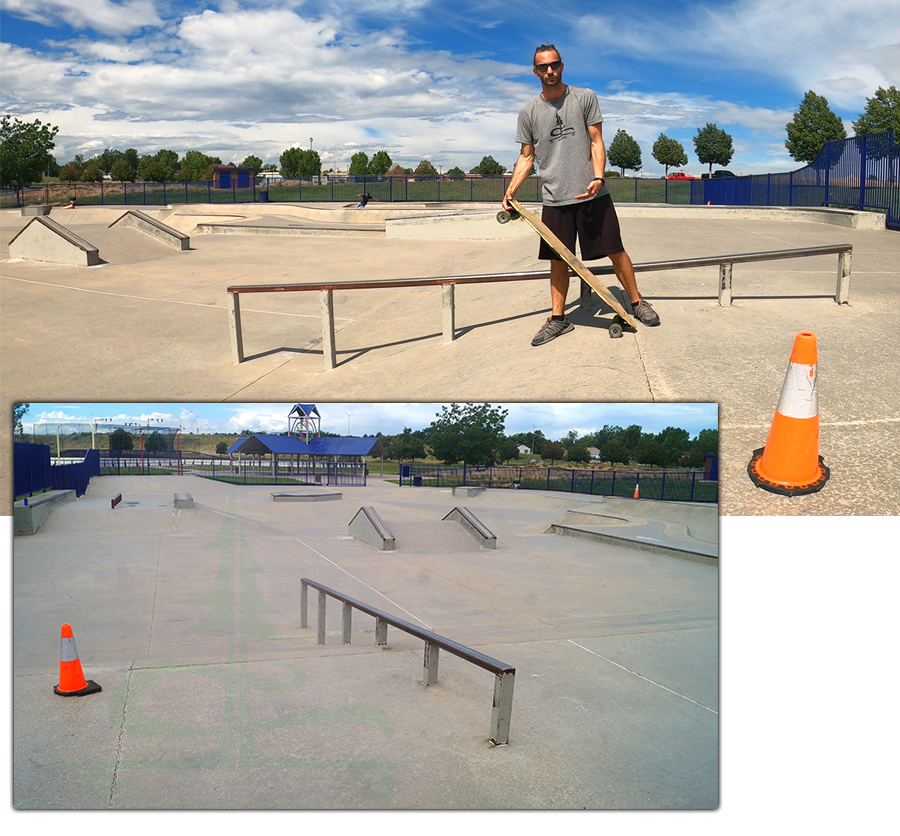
[
  {"x1": 632, "y1": 298, "x2": 660, "y2": 326},
  {"x1": 531, "y1": 317, "x2": 574, "y2": 346}
]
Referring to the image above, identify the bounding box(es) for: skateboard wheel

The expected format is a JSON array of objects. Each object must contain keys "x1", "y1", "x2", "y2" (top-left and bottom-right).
[
  {"x1": 496, "y1": 210, "x2": 511, "y2": 224},
  {"x1": 609, "y1": 322, "x2": 624, "y2": 339}
]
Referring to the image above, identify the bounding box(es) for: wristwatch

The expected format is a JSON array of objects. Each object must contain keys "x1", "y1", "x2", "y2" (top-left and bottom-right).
[{"x1": 592, "y1": 177, "x2": 605, "y2": 184}]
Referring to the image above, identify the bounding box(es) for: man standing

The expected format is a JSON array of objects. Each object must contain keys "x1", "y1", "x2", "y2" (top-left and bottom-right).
[{"x1": 503, "y1": 44, "x2": 660, "y2": 346}]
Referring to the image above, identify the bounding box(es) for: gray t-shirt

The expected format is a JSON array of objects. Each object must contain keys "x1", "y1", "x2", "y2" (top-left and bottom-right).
[{"x1": 515, "y1": 85, "x2": 609, "y2": 206}]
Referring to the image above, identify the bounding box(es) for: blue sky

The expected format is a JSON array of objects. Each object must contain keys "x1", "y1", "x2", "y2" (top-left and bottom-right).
[
  {"x1": 2, "y1": 0, "x2": 896, "y2": 176},
  {"x1": 19, "y1": 402, "x2": 718, "y2": 440}
]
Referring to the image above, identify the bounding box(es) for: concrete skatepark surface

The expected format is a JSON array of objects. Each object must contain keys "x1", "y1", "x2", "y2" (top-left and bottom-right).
[
  {"x1": 13, "y1": 475, "x2": 717, "y2": 809},
  {"x1": 2, "y1": 201, "x2": 898, "y2": 515}
]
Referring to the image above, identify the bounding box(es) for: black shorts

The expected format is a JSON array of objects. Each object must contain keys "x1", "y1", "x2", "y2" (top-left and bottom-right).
[{"x1": 539, "y1": 194, "x2": 624, "y2": 262}]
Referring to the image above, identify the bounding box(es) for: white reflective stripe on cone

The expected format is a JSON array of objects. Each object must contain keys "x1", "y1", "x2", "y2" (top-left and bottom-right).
[
  {"x1": 60, "y1": 636, "x2": 79, "y2": 662},
  {"x1": 775, "y1": 362, "x2": 819, "y2": 419}
]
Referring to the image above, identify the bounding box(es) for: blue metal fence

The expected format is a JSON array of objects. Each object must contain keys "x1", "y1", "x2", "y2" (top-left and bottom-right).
[
  {"x1": 6, "y1": 131, "x2": 894, "y2": 228},
  {"x1": 399, "y1": 464, "x2": 718, "y2": 503},
  {"x1": 13, "y1": 442, "x2": 99, "y2": 499},
  {"x1": 700, "y1": 131, "x2": 898, "y2": 228}
]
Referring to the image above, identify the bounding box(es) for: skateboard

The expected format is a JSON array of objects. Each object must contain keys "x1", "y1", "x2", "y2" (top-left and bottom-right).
[{"x1": 497, "y1": 197, "x2": 636, "y2": 338}]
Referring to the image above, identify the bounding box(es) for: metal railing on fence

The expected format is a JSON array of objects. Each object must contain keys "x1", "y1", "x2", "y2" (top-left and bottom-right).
[
  {"x1": 300, "y1": 578, "x2": 516, "y2": 745},
  {"x1": 400, "y1": 463, "x2": 718, "y2": 503},
  {"x1": 4, "y1": 130, "x2": 894, "y2": 227}
]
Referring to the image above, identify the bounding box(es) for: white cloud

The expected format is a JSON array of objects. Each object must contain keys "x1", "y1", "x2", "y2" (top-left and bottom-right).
[
  {"x1": 578, "y1": 0, "x2": 900, "y2": 109},
  {"x1": 1, "y1": 0, "x2": 163, "y2": 37}
]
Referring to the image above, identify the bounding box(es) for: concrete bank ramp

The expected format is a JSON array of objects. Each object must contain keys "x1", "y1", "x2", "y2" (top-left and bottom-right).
[{"x1": 8, "y1": 217, "x2": 101, "y2": 266}]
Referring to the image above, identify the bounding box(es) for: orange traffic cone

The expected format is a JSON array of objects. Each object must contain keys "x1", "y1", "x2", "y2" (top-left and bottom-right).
[
  {"x1": 54, "y1": 624, "x2": 102, "y2": 697},
  {"x1": 633, "y1": 480, "x2": 639, "y2": 499},
  {"x1": 748, "y1": 331, "x2": 830, "y2": 496}
]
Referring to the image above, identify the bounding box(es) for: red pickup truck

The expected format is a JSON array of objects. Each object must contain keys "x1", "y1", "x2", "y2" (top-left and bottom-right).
[{"x1": 666, "y1": 171, "x2": 695, "y2": 180}]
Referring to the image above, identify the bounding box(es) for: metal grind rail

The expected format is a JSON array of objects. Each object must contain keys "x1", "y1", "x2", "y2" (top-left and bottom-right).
[
  {"x1": 300, "y1": 578, "x2": 516, "y2": 745},
  {"x1": 228, "y1": 243, "x2": 852, "y2": 368}
]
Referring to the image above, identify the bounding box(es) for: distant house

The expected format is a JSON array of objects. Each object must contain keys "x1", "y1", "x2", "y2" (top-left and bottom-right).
[
  {"x1": 517, "y1": 444, "x2": 532, "y2": 456},
  {"x1": 212, "y1": 165, "x2": 256, "y2": 189},
  {"x1": 587, "y1": 447, "x2": 601, "y2": 459}
]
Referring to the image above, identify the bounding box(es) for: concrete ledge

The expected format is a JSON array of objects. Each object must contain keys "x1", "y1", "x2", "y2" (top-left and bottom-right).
[
  {"x1": 616, "y1": 203, "x2": 886, "y2": 230},
  {"x1": 8, "y1": 216, "x2": 101, "y2": 265},
  {"x1": 110, "y1": 209, "x2": 191, "y2": 250},
  {"x1": 385, "y1": 203, "x2": 886, "y2": 238},
  {"x1": 547, "y1": 523, "x2": 718, "y2": 565},
  {"x1": 348, "y1": 506, "x2": 395, "y2": 550},
  {"x1": 442, "y1": 506, "x2": 497, "y2": 549},
  {"x1": 386, "y1": 210, "x2": 530, "y2": 240},
  {"x1": 272, "y1": 490, "x2": 342, "y2": 501},
  {"x1": 14, "y1": 490, "x2": 76, "y2": 536},
  {"x1": 173, "y1": 492, "x2": 194, "y2": 508},
  {"x1": 21, "y1": 205, "x2": 51, "y2": 216},
  {"x1": 452, "y1": 485, "x2": 486, "y2": 497}
]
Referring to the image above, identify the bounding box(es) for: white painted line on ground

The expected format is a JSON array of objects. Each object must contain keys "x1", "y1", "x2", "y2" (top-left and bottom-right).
[
  {"x1": 567, "y1": 639, "x2": 718, "y2": 714},
  {"x1": 295, "y1": 537, "x2": 432, "y2": 630}
]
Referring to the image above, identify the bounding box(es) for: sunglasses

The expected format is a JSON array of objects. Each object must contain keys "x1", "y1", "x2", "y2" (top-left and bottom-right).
[{"x1": 534, "y1": 60, "x2": 562, "y2": 72}]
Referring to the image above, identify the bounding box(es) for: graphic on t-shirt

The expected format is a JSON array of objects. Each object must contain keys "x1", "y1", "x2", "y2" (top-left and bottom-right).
[{"x1": 550, "y1": 113, "x2": 576, "y2": 143}]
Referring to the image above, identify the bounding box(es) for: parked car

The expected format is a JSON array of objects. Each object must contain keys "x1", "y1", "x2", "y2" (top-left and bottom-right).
[
  {"x1": 711, "y1": 170, "x2": 736, "y2": 179},
  {"x1": 666, "y1": 171, "x2": 694, "y2": 180}
]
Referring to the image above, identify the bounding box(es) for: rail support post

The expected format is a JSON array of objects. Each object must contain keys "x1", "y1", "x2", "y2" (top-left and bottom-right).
[
  {"x1": 375, "y1": 617, "x2": 388, "y2": 645},
  {"x1": 579, "y1": 278, "x2": 591, "y2": 308},
  {"x1": 718, "y1": 261, "x2": 733, "y2": 306},
  {"x1": 301, "y1": 580, "x2": 308, "y2": 628},
  {"x1": 423, "y1": 641, "x2": 440, "y2": 685},
  {"x1": 490, "y1": 669, "x2": 516, "y2": 745},
  {"x1": 441, "y1": 283, "x2": 455, "y2": 343},
  {"x1": 229, "y1": 292, "x2": 244, "y2": 363},
  {"x1": 321, "y1": 289, "x2": 337, "y2": 370},
  {"x1": 317, "y1": 589, "x2": 327, "y2": 645},
  {"x1": 342, "y1": 601, "x2": 352, "y2": 645},
  {"x1": 836, "y1": 249, "x2": 851, "y2": 304}
]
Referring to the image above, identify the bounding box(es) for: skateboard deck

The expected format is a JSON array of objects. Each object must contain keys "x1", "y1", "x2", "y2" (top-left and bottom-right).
[{"x1": 497, "y1": 197, "x2": 637, "y2": 336}]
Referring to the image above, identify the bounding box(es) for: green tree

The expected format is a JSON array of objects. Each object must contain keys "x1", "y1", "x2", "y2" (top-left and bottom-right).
[
  {"x1": 81, "y1": 161, "x2": 104, "y2": 182},
  {"x1": 137, "y1": 155, "x2": 167, "y2": 182},
  {"x1": 471, "y1": 155, "x2": 505, "y2": 176},
  {"x1": 59, "y1": 162, "x2": 82, "y2": 182},
  {"x1": 852, "y1": 86, "x2": 900, "y2": 136},
  {"x1": 785, "y1": 92, "x2": 846, "y2": 163},
  {"x1": 369, "y1": 150, "x2": 393, "y2": 175},
  {"x1": 693, "y1": 428, "x2": 719, "y2": 456},
  {"x1": 496, "y1": 436, "x2": 520, "y2": 464},
  {"x1": 608, "y1": 129, "x2": 642, "y2": 175},
  {"x1": 280, "y1": 147, "x2": 320, "y2": 177},
  {"x1": 0, "y1": 116, "x2": 59, "y2": 201},
  {"x1": 109, "y1": 428, "x2": 134, "y2": 451},
  {"x1": 414, "y1": 159, "x2": 438, "y2": 176},
  {"x1": 216, "y1": 441, "x2": 228, "y2": 454},
  {"x1": 541, "y1": 441, "x2": 565, "y2": 464},
  {"x1": 601, "y1": 439, "x2": 630, "y2": 465},
  {"x1": 348, "y1": 151, "x2": 370, "y2": 177},
  {"x1": 447, "y1": 166, "x2": 466, "y2": 179},
  {"x1": 241, "y1": 154, "x2": 263, "y2": 170},
  {"x1": 694, "y1": 123, "x2": 735, "y2": 173},
  {"x1": 144, "y1": 431, "x2": 168, "y2": 451},
  {"x1": 14, "y1": 403, "x2": 29, "y2": 437},
  {"x1": 428, "y1": 403, "x2": 508, "y2": 467},
  {"x1": 567, "y1": 446, "x2": 591, "y2": 464},
  {"x1": 384, "y1": 427, "x2": 426, "y2": 464},
  {"x1": 634, "y1": 436, "x2": 667, "y2": 467},
  {"x1": 109, "y1": 157, "x2": 136, "y2": 182},
  {"x1": 651, "y1": 133, "x2": 688, "y2": 175},
  {"x1": 181, "y1": 150, "x2": 222, "y2": 181}
]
